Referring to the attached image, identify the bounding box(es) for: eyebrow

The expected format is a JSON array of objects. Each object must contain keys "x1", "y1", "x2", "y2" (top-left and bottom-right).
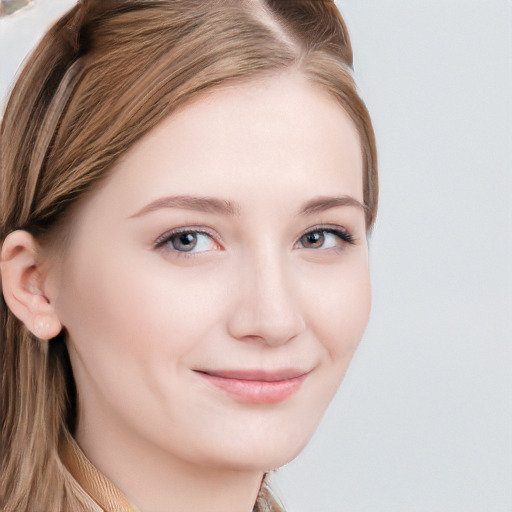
[
  {"x1": 130, "y1": 195, "x2": 240, "y2": 218},
  {"x1": 299, "y1": 195, "x2": 368, "y2": 216},
  {"x1": 130, "y1": 194, "x2": 366, "y2": 219}
]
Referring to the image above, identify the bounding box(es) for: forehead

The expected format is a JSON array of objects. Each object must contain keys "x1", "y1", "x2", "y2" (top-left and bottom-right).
[{"x1": 83, "y1": 70, "x2": 364, "y2": 221}]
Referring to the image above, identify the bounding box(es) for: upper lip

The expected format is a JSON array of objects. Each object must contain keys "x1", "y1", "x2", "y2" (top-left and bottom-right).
[{"x1": 195, "y1": 368, "x2": 311, "y2": 382}]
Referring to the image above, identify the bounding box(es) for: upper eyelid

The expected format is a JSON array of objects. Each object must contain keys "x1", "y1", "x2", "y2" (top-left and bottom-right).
[
  {"x1": 299, "y1": 223, "x2": 354, "y2": 238},
  {"x1": 302, "y1": 223, "x2": 350, "y2": 234}
]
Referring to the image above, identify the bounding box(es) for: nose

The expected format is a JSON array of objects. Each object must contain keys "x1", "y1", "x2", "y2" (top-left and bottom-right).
[{"x1": 226, "y1": 250, "x2": 306, "y2": 347}]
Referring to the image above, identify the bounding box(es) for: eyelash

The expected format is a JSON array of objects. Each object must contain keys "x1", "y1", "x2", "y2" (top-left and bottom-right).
[
  {"x1": 298, "y1": 225, "x2": 356, "y2": 249},
  {"x1": 153, "y1": 224, "x2": 356, "y2": 256},
  {"x1": 153, "y1": 227, "x2": 221, "y2": 256}
]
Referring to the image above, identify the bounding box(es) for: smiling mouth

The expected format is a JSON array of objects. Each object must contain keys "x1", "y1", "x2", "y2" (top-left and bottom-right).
[{"x1": 195, "y1": 369, "x2": 309, "y2": 404}]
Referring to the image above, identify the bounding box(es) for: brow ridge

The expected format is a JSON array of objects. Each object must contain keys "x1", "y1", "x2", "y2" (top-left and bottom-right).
[
  {"x1": 299, "y1": 195, "x2": 368, "y2": 216},
  {"x1": 130, "y1": 195, "x2": 240, "y2": 218},
  {"x1": 131, "y1": 194, "x2": 366, "y2": 219}
]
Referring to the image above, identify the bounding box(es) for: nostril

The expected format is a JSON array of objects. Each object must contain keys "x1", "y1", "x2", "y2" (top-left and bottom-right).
[
  {"x1": 226, "y1": 257, "x2": 306, "y2": 346},
  {"x1": 227, "y1": 295, "x2": 306, "y2": 347}
]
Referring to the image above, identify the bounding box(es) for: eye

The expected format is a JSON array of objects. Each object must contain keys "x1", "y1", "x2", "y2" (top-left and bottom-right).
[
  {"x1": 298, "y1": 227, "x2": 354, "y2": 250},
  {"x1": 155, "y1": 229, "x2": 220, "y2": 254}
]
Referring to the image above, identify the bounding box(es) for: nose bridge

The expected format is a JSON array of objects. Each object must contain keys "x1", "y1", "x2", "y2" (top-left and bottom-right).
[{"x1": 228, "y1": 242, "x2": 306, "y2": 346}]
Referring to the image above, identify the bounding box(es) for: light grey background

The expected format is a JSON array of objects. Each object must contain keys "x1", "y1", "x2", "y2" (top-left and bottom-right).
[{"x1": 1, "y1": 1, "x2": 511, "y2": 511}]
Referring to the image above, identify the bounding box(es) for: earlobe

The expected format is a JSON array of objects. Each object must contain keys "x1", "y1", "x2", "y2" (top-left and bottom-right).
[
  {"x1": 31, "y1": 313, "x2": 63, "y2": 341},
  {"x1": 0, "y1": 230, "x2": 62, "y2": 340}
]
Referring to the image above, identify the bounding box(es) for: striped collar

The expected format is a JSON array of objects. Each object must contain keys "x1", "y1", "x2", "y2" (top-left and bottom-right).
[{"x1": 60, "y1": 433, "x2": 139, "y2": 512}]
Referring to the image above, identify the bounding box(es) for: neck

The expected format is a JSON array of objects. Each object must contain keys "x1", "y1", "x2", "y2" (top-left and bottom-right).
[{"x1": 74, "y1": 418, "x2": 264, "y2": 512}]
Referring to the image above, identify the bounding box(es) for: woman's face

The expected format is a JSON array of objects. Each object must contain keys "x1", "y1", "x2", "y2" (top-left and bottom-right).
[{"x1": 50, "y1": 70, "x2": 371, "y2": 472}]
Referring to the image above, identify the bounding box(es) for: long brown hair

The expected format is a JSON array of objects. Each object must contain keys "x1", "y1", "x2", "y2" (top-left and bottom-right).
[{"x1": 0, "y1": 1, "x2": 378, "y2": 511}]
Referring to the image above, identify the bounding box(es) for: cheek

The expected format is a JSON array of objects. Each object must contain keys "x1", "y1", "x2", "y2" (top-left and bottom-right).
[
  {"x1": 57, "y1": 249, "x2": 227, "y2": 372},
  {"x1": 305, "y1": 257, "x2": 371, "y2": 366}
]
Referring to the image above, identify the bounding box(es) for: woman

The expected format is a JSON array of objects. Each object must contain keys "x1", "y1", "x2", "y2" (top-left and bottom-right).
[{"x1": 0, "y1": 1, "x2": 377, "y2": 511}]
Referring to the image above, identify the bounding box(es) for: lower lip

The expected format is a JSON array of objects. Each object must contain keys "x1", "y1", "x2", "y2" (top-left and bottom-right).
[{"x1": 198, "y1": 373, "x2": 307, "y2": 404}]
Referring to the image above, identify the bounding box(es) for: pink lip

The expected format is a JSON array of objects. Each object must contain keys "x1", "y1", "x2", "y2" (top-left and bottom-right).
[{"x1": 196, "y1": 369, "x2": 309, "y2": 404}]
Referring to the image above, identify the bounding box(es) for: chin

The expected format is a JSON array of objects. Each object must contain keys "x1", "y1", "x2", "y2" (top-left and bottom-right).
[
  {"x1": 194, "y1": 417, "x2": 320, "y2": 472},
  {"x1": 209, "y1": 445, "x2": 307, "y2": 473}
]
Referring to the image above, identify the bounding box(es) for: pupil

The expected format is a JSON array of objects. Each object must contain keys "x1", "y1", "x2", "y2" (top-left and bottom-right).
[
  {"x1": 305, "y1": 232, "x2": 324, "y2": 247},
  {"x1": 174, "y1": 233, "x2": 197, "y2": 251}
]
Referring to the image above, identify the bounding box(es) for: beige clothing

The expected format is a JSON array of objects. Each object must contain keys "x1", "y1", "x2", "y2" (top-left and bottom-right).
[
  {"x1": 59, "y1": 434, "x2": 278, "y2": 512},
  {"x1": 60, "y1": 435, "x2": 138, "y2": 512}
]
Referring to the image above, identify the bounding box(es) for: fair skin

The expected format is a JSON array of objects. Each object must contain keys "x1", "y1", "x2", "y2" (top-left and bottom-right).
[{"x1": 1, "y1": 70, "x2": 371, "y2": 512}]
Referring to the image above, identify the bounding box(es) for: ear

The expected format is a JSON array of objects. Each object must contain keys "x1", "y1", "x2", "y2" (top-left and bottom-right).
[{"x1": 0, "y1": 230, "x2": 62, "y2": 340}]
